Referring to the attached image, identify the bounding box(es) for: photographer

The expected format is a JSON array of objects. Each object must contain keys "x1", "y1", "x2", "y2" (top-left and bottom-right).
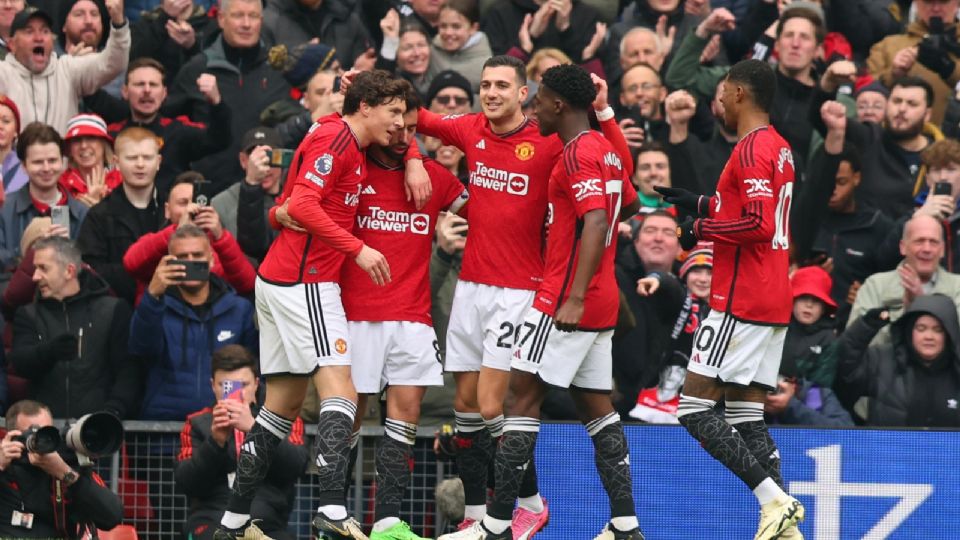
[
  {"x1": 867, "y1": 0, "x2": 960, "y2": 126},
  {"x1": 176, "y1": 345, "x2": 306, "y2": 540},
  {"x1": 0, "y1": 400, "x2": 122, "y2": 538},
  {"x1": 130, "y1": 224, "x2": 257, "y2": 421}
]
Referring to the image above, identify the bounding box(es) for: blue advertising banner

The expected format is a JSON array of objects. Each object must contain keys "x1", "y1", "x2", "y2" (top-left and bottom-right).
[{"x1": 533, "y1": 424, "x2": 960, "y2": 539}]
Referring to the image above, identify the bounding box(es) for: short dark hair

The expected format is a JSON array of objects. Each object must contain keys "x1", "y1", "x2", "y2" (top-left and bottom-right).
[
  {"x1": 725, "y1": 59, "x2": 777, "y2": 113},
  {"x1": 540, "y1": 64, "x2": 596, "y2": 110},
  {"x1": 405, "y1": 86, "x2": 422, "y2": 113},
  {"x1": 126, "y1": 57, "x2": 166, "y2": 83},
  {"x1": 775, "y1": 7, "x2": 826, "y2": 44},
  {"x1": 442, "y1": 0, "x2": 480, "y2": 24},
  {"x1": 838, "y1": 143, "x2": 862, "y2": 173},
  {"x1": 636, "y1": 140, "x2": 668, "y2": 159},
  {"x1": 211, "y1": 344, "x2": 259, "y2": 376},
  {"x1": 398, "y1": 21, "x2": 430, "y2": 43},
  {"x1": 891, "y1": 76, "x2": 934, "y2": 108},
  {"x1": 482, "y1": 55, "x2": 527, "y2": 85},
  {"x1": 169, "y1": 171, "x2": 204, "y2": 200},
  {"x1": 5, "y1": 400, "x2": 49, "y2": 430},
  {"x1": 633, "y1": 209, "x2": 677, "y2": 241},
  {"x1": 342, "y1": 70, "x2": 413, "y2": 116},
  {"x1": 16, "y1": 122, "x2": 62, "y2": 161}
]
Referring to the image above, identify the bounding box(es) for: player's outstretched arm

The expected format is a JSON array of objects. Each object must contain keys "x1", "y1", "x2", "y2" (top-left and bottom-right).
[
  {"x1": 653, "y1": 185, "x2": 710, "y2": 216},
  {"x1": 286, "y1": 184, "x2": 364, "y2": 256},
  {"x1": 555, "y1": 208, "x2": 608, "y2": 332}
]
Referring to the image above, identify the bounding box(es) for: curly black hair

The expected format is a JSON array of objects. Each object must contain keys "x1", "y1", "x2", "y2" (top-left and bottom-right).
[{"x1": 540, "y1": 64, "x2": 597, "y2": 110}]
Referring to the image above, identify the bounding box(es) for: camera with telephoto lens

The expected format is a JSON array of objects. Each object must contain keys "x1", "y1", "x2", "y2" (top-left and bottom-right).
[
  {"x1": 14, "y1": 425, "x2": 61, "y2": 454},
  {"x1": 64, "y1": 412, "x2": 125, "y2": 466},
  {"x1": 923, "y1": 17, "x2": 960, "y2": 57}
]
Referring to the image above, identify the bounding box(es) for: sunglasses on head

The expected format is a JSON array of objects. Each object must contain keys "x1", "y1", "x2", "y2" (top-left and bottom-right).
[{"x1": 435, "y1": 95, "x2": 470, "y2": 106}]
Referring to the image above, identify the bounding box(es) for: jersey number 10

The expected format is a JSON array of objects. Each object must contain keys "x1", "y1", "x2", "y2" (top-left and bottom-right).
[
  {"x1": 604, "y1": 180, "x2": 623, "y2": 247},
  {"x1": 772, "y1": 182, "x2": 793, "y2": 250}
]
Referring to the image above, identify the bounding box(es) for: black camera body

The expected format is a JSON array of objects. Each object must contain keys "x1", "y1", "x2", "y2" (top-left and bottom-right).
[
  {"x1": 14, "y1": 425, "x2": 61, "y2": 454},
  {"x1": 923, "y1": 17, "x2": 960, "y2": 57}
]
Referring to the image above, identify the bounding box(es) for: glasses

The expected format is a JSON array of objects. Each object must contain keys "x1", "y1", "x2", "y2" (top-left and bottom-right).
[
  {"x1": 857, "y1": 103, "x2": 885, "y2": 111},
  {"x1": 625, "y1": 83, "x2": 661, "y2": 93},
  {"x1": 435, "y1": 95, "x2": 469, "y2": 106}
]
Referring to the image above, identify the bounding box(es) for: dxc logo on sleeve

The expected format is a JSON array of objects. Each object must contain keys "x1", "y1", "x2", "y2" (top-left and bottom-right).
[
  {"x1": 572, "y1": 179, "x2": 603, "y2": 201},
  {"x1": 744, "y1": 178, "x2": 773, "y2": 197}
]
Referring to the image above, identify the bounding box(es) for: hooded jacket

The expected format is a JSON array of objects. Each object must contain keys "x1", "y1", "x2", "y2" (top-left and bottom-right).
[
  {"x1": 130, "y1": 275, "x2": 257, "y2": 420},
  {"x1": 838, "y1": 294, "x2": 960, "y2": 427},
  {"x1": 0, "y1": 22, "x2": 130, "y2": 134},
  {"x1": 429, "y1": 31, "x2": 492, "y2": 93},
  {"x1": 262, "y1": 0, "x2": 372, "y2": 69},
  {"x1": 8, "y1": 270, "x2": 140, "y2": 419},
  {"x1": 482, "y1": 0, "x2": 601, "y2": 64},
  {"x1": 783, "y1": 316, "x2": 839, "y2": 388}
]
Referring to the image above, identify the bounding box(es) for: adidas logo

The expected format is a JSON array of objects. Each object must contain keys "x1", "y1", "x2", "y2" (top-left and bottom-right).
[
  {"x1": 317, "y1": 454, "x2": 328, "y2": 467},
  {"x1": 475, "y1": 139, "x2": 486, "y2": 150},
  {"x1": 618, "y1": 456, "x2": 630, "y2": 466},
  {"x1": 362, "y1": 185, "x2": 377, "y2": 195},
  {"x1": 242, "y1": 441, "x2": 256, "y2": 457}
]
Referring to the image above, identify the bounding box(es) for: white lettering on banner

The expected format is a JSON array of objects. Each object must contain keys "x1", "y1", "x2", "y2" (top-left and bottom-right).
[
  {"x1": 573, "y1": 179, "x2": 603, "y2": 201},
  {"x1": 356, "y1": 206, "x2": 430, "y2": 234},
  {"x1": 789, "y1": 445, "x2": 932, "y2": 539},
  {"x1": 470, "y1": 162, "x2": 529, "y2": 195}
]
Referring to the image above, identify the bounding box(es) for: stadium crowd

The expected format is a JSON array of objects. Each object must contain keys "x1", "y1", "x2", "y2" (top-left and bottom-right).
[{"x1": 0, "y1": 0, "x2": 958, "y2": 537}]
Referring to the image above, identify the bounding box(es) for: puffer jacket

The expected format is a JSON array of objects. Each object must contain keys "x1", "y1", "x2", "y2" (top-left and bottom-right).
[
  {"x1": 837, "y1": 294, "x2": 960, "y2": 427},
  {"x1": 867, "y1": 19, "x2": 960, "y2": 126},
  {"x1": 0, "y1": 23, "x2": 129, "y2": 134},
  {"x1": 130, "y1": 276, "x2": 257, "y2": 420}
]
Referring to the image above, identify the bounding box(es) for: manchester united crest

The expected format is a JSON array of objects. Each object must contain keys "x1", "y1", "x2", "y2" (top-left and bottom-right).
[
  {"x1": 335, "y1": 338, "x2": 347, "y2": 354},
  {"x1": 515, "y1": 142, "x2": 535, "y2": 161}
]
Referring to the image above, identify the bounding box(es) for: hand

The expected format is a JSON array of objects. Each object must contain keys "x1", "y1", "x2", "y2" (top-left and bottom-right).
[
  {"x1": 380, "y1": 8, "x2": 400, "y2": 39},
  {"x1": 899, "y1": 262, "x2": 924, "y2": 307},
  {"x1": 582, "y1": 21, "x2": 607, "y2": 61},
  {"x1": 763, "y1": 380, "x2": 796, "y2": 416},
  {"x1": 104, "y1": 0, "x2": 125, "y2": 25},
  {"x1": 148, "y1": 255, "x2": 186, "y2": 297},
  {"x1": 351, "y1": 48, "x2": 377, "y2": 72},
  {"x1": 554, "y1": 296, "x2": 584, "y2": 332},
  {"x1": 166, "y1": 19, "x2": 196, "y2": 49},
  {"x1": 665, "y1": 89, "x2": 697, "y2": 126},
  {"x1": 44, "y1": 333, "x2": 79, "y2": 359},
  {"x1": 618, "y1": 118, "x2": 645, "y2": 148},
  {"x1": 677, "y1": 216, "x2": 698, "y2": 250},
  {"x1": 617, "y1": 221, "x2": 632, "y2": 239},
  {"x1": 636, "y1": 276, "x2": 660, "y2": 296},
  {"x1": 846, "y1": 280, "x2": 861, "y2": 305},
  {"x1": 653, "y1": 185, "x2": 709, "y2": 215},
  {"x1": 892, "y1": 46, "x2": 918, "y2": 79},
  {"x1": 0, "y1": 431, "x2": 23, "y2": 471},
  {"x1": 820, "y1": 257, "x2": 834, "y2": 274},
  {"x1": 917, "y1": 39, "x2": 957, "y2": 80},
  {"x1": 83, "y1": 164, "x2": 107, "y2": 204},
  {"x1": 820, "y1": 100, "x2": 847, "y2": 132},
  {"x1": 436, "y1": 212, "x2": 467, "y2": 254},
  {"x1": 27, "y1": 450, "x2": 71, "y2": 479},
  {"x1": 550, "y1": 0, "x2": 573, "y2": 32},
  {"x1": 355, "y1": 245, "x2": 391, "y2": 286},
  {"x1": 655, "y1": 15, "x2": 677, "y2": 54},
  {"x1": 820, "y1": 60, "x2": 857, "y2": 93},
  {"x1": 518, "y1": 14, "x2": 534, "y2": 53},
  {"x1": 244, "y1": 145, "x2": 272, "y2": 185},
  {"x1": 66, "y1": 42, "x2": 94, "y2": 56},
  {"x1": 863, "y1": 306, "x2": 891, "y2": 325},
  {"x1": 197, "y1": 74, "x2": 221, "y2": 105},
  {"x1": 917, "y1": 193, "x2": 955, "y2": 220},
  {"x1": 695, "y1": 7, "x2": 736, "y2": 39},
  {"x1": 192, "y1": 206, "x2": 224, "y2": 240},
  {"x1": 528, "y1": 1, "x2": 555, "y2": 39},
  {"x1": 42, "y1": 224, "x2": 70, "y2": 239},
  {"x1": 339, "y1": 69, "x2": 361, "y2": 95},
  {"x1": 210, "y1": 403, "x2": 231, "y2": 447},
  {"x1": 685, "y1": 0, "x2": 710, "y2": 17},
  {"x1": 404, "y1": 159, "x2": 432, "y2": 210},
  {"x1": 699, "y1": 34, "x2": 721, "y2": 64},
  {"x1": 275, "y1": 200, "x2": 306, "y2": 233},
  {"x1": 217, "y1": 400, "x2": 255, "y2": 433},
  {"x1": 590, "y1": 73, "x2": 609, "y2": 111}
]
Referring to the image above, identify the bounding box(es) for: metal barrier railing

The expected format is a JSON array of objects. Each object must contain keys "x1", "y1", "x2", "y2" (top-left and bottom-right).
[{"x1": 88, "y1": 422, "x2": 452, "y2": 540}]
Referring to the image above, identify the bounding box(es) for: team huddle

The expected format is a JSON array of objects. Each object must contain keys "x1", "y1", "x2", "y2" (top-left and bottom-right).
[{"x1": 213, "y1": 56, "x2": 804, "y2": 540}]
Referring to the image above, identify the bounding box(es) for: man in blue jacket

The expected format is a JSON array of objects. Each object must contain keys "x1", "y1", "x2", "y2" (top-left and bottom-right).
[{"x1": 130, "y1": 223, "x2": 257, "y2": 421}]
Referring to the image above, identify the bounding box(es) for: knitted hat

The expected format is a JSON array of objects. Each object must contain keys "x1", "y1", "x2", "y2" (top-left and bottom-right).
[
  {"x1": 0, "y1": 95, "x2": 21, "y2": 134},
  {"x1": 426, "y1": 70, "x2": 474, "y2": 107},
  {"x1": 790, "y1": 265, "x2": 837, "y2": 309},
  {"x1": 64, "y1": 114, "x2": 112, "y2": 143},
  {"x1": 679, "y1": 241, "x2": 713, "y2": 281},
  {"x1": 855, "y1": 79, "x2": 890, "y2": 99},
  {"x1": 268, "y1": 42, "x2": 338, "y2": 89}
]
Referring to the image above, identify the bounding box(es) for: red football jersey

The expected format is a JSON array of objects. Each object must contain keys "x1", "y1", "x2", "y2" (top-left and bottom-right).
[
  {"x1": 418, "y1": 110, "x2": 563, "y2": 290},
  {"x1": 533, "y1": 131, "x2": 638, "y2": 330},
  {"x1": 258, "y1": 118, "x2": 366, "y2": 284},
  {"x1": 341, "y1": 158, "x2": 467, "y2": 324},
  {"x1": 694, "y1": 125, "x2": 794, "y2": 325}
]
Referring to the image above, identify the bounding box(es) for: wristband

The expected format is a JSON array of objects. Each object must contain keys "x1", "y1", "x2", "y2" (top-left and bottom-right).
[{"x1": 595, "y1": 106, "x2": 615, "y2": 122}]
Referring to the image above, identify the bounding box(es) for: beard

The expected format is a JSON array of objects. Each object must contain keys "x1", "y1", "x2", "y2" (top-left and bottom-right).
[{"x1": 887, "y1": 117, "x2": 925, "y2": 140}]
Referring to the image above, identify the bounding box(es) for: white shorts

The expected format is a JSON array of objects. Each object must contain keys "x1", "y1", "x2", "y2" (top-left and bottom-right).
[
  {"x1": 256, "y1": 278, "x2": 350, "y2": 376},
  {"x1": 444, "y1": 281, "x2": 536, "y2": 372},
  {"x1": 348, "y1": 321, "x2": 444, "y2": 393},
  {"x1": 686, "y1": 310, "x2": 787, "y2": 390},
  {"x1": 510, "y1": 308, "x2": 614, "y2": 391}
]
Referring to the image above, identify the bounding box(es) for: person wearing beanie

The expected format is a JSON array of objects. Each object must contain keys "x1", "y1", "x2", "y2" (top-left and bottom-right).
[
  {"x1": 59, "y1": 114, "x2": 123, "y2": 206},
  {"x1": 427, "y1": 0, "x2": 491, "y2": 93},
  {"x1": 262, "y1": 0, "x2": 373, "y2": 71},
  {"x1": 0, "y1": 3, "x2": 130, "y2": 134},
  {"x1": 260, "y1": 42, "x2": 341, "y2": 145},
  {"x1": 425, "y1": 69, "x2": 474, "y2": 112},
  {"x1": 0, "y1": 94, "x2": 27, "y2": 199},
  {"x1": 854, "y1": 80, "x2": 889, "y2": 125},
  {"x1": 783, "y1": 265, "x2": 840, "y2": 389}
]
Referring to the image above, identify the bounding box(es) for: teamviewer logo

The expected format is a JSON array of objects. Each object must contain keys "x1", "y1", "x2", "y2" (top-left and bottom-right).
[
  {"x1": 507, "y1": 173, "x2": 529, "y2": 195},
  {"x1": 410, "y1": 213, "x2": 430, "y2": 235}
]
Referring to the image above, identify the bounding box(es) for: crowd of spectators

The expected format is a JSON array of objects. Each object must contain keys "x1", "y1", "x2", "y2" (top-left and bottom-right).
[{"x1": 0, "y1": 0, "x2": 958, "y2": 534}]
